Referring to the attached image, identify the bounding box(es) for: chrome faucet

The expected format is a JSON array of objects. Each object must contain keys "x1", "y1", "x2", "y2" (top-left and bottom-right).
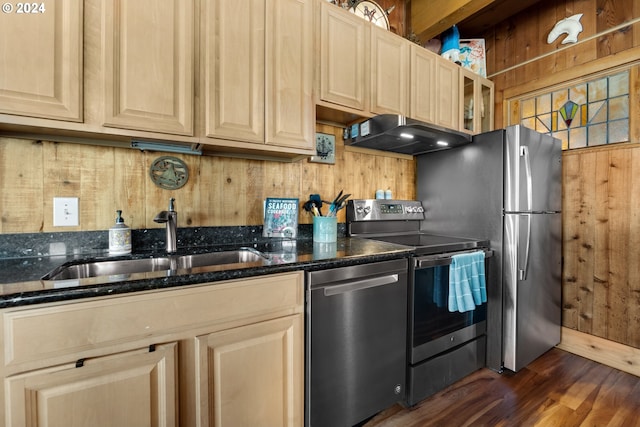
[{"x1": 154, "y1": 198, "x2": 177, "y2": 253}]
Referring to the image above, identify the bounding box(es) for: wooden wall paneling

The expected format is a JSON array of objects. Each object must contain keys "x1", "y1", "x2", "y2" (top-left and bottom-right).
[
  {"x1": 563, "y1": 151, "x2": 598, "y2": 334},
  {"x1": 560, "y1": 150, "x2": 640, "y2": 349},
  {"x1": 0, "y1": 128, "x2": 417, "y2": 233},
  {"x1": 80, "y1": 145, "x2": 116, "y2": 231},
  {"x1": 184, "y1": 156, "x2": 208, "y2": 227},
  {"x1": 207, "y1": 155, "x2": 227, "y2": 227},
  {"x1": 112, "y1": 149, "x2": 146, "y2": 230},
  {"x1": 513, "y1": 6, "x2": 541, "y2": 87},
  {"x1": 629, "y1": 147, "x2": 640, "y2": 347},
  {"x1": 301, "y1": 162, "x2": 318, "y2": 225},
  {"x1": 0, "y1": 139, "x2": 44, "y2": 234},
  {"x1": 566, "y1": 0, "x2": 598, "y2": 66},
  {"x1": 531, "y1": 2, "x2": 557, "y2": 77},
  {"x1": 575, "y1": 152, "x2": 597, "y2": 335},
  {"x1": 218, "y1": 158, "x2": 250, "y2": 227},
  {"x1": 41, "y1": 142, "x2": 108, "y2": 232},
  {"x1": 596, "y1": 0, "x2": 635, "y2": 56},
  {"x1": 179, "y1": 155, "x2": 208, "y2": 228},
  {"x1": 605, "y1": 149, "x2": 632, "y2": 344},
  {"x1": 592, "y1": 150, "x2": 611, "y2": 339},
  {"x1": 395, "y1": 157, "x2": 415, "y2": 199},
  {"x1": 245, "y1": 160, "x2": 267, "y2": 227},
  {"x1": 561, "y1": 152, "x2": 580, "y2": 331}
]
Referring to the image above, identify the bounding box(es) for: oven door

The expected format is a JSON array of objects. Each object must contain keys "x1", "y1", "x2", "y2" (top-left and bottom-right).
[{"x1": 409, "y1": 249, "x2": 492, "y2": 364}]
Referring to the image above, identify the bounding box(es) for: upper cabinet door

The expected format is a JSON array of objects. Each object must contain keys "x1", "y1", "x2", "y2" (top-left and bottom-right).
[
  {"x1": 265, "y1": 0, "x2": 314, "y2": 149},
  {"x1": 370, "y1": 27, "x2": 408, "y2": 116},
  {"x1": 460, "y1": 68, "x2": 495, "y2": 134},
  {"x1": 0, "y1": 0, "x2": 82, "y2": 121},
  {"x1": 205, "y1": 0, "x2": 265, "y2": 143},
  {"x1": 319, "y1": 2, "x2": 367, "y2": 111},
  {"x1": 409, "y1": 45, "x2": 436, "y2": 124},
  {"x1": 102, "y1": 0, "x2": 194, "y2": 136},
  {"x1": 434, "y1": 59, "x2": 459, "y2": 131}
]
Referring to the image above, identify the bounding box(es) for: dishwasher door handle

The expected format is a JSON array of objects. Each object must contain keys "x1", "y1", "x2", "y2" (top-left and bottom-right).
[{"x1": 323, "y1": 274, "x2": 399, "y2": 296}]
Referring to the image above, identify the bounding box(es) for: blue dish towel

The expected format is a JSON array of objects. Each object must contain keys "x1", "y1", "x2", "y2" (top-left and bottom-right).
[{"x1": 448, "y1": 251, "x2": 487, "y2": 313}]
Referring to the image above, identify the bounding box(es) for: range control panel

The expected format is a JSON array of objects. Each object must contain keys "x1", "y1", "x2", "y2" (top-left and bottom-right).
[{"x1": 346, "y1": 199, "x2": 425, "y2": 222}]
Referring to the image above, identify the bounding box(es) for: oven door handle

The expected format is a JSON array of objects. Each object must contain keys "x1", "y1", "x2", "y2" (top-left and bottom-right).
[
  {"x1": 415, "y1": 249, "x2": 493, "y2": 269},
  {"x1": 323, "y1": 274, "x2": 399, "y2": 296}
]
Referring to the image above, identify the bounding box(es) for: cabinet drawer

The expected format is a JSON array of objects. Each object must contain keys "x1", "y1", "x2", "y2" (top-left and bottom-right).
[{"x1": 3, "y1": 272, "x2": 303, "y2": 369}]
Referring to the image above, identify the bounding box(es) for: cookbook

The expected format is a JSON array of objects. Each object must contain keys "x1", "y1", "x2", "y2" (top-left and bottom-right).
[{"x1": 263, "y1": 198, "x2": 299, "y2": 238}]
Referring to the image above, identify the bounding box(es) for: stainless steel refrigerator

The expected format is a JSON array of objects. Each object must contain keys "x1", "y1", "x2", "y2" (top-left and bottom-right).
[{"x1": 416, "y1": 125, "x2": 562, "y2": 372}]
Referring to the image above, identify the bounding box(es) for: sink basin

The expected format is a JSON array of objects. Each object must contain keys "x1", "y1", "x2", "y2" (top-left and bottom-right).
[
  {"x1": 175, "y1": 250, "x2": 265, "y2": 269},
  {"x1": 42, "y1": 248, "x2": 268, "y2": 281}
]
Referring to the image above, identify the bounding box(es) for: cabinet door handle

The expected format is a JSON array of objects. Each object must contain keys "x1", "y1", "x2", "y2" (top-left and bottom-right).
[{"x1": 323, "y1": 274, "x2": 399, "y2": 296}]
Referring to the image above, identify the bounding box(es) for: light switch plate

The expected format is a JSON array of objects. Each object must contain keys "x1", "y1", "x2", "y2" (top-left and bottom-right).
[{"x1": 53, "y1": 197, "x2": 79, "y2": 227}]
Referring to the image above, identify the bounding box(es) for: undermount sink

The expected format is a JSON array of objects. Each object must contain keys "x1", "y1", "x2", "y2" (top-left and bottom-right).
[{"x1": 42, "y1": 248, "x2": 268, "y2": 281}]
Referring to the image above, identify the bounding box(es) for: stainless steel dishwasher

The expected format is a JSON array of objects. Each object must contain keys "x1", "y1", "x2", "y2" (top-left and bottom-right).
[{"x1": 305, "y1": 258, "x2": 408, "y2": 427}]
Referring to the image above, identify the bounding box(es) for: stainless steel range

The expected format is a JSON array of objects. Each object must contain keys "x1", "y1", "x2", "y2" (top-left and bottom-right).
[{"x1": 347, "y1": 199, "x2": 492, "y2": 406}]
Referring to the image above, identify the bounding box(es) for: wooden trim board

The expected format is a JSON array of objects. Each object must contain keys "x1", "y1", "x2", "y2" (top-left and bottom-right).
[{"x1": 557, "y1": 327, "x2": 640, "y2": 378}]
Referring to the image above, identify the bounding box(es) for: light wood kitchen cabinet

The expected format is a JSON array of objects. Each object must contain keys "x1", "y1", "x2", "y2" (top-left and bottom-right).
[
  {"x1": 460, "y1": 68, "x2": 495, "y2": 134},
  {"x1": 410, "y1": 45, "x2": 462, "y2": 132},
  {"x1": 0, "y1": 272, "x2": 304, "y2": 427},
  {"x1": 317, "y1": 1, "x2": 368, "y2": 112},
  {"x1": 316, "y1": 3, "x2": 476, "y2": 137},
  {"x1": 6, "y1": 343, "x2": 178, "y2": 427},
  {"x1": 318, "y1": 2, "x2": 408, "y2": 116},
  {"x1": 409, "y1": 44, "x2": 437, "y2": 124},
  {"x1": 433, "y1": 58, "x2": 460, "y2": 131},
  {"x1": 101, "y1": 0, "x2": 195, "y2": 135},
  {"x1": 370, "y1": 26, "x2": 409, "y2": 115},
  {"x1": 0, "y1": 0, "x2": 83, "y2": 121},
  {"x1": 204, "y1": 0, "x2": 314, "y2": 152},
  {"x1": 195, "y1": 314, "x2": 303, "y2": 427}
]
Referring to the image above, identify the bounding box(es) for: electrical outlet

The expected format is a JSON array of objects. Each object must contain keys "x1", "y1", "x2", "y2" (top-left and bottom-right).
[{"x1": 53, "y1": 197, "x2": 79, "y2": 227}]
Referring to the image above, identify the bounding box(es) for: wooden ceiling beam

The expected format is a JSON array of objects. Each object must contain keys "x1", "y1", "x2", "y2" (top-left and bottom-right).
[{"x1": 411, "y1": 0, "x2": 495, "y2": 42}]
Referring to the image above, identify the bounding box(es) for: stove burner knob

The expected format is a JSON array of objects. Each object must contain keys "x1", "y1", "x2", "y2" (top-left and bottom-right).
[{"x1": 363, "y1": 206, "x2": 371, "y2": 216}]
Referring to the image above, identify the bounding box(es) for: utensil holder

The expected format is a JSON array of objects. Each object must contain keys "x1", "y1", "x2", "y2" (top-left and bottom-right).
[{"x1": 313, "y1": 216, "x2": 337, "y2": 243}]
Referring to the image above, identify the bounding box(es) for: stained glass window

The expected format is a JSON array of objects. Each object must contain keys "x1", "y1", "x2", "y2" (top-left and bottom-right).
[{"x1": 519, "y1": 71, "x2": 629, "y2": 150}]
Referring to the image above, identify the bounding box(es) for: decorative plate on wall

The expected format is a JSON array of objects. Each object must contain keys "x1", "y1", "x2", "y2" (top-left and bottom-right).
[{"x1": 149, "y1": 156, "x2": 189, "y2": 190}]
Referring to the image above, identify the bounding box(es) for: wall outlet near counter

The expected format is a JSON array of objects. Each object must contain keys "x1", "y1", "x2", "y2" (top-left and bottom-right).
[{"x1": 53, "y1": 197, "x2": 79, "y2": 227}]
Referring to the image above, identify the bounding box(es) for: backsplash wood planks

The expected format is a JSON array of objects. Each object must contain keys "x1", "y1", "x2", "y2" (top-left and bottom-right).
[{"x1": 0, "y1": 124, "x2": 416, "y2": 234}]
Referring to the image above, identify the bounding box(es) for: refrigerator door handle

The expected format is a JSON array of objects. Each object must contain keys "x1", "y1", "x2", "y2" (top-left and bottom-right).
[
  {"x1": 520, "y1": 145, "x2": 533, "y2": 211},
  {"x1": 519, "y1": 213, "x2": 532, "y2": 281}
]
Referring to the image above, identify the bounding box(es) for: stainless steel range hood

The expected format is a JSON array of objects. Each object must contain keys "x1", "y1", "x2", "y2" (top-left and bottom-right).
[{"x1": 345, "y1": 114, "x2": 472, "y2": 155}]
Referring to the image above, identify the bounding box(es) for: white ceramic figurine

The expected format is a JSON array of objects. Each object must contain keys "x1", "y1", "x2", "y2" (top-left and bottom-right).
[{"x1": 547, "y1": 14, "x2": 584, "y2": 44}]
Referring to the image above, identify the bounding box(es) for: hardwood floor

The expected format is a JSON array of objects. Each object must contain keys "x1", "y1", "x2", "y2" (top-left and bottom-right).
[{"x1": 364, "y1": 349, "x2": 640, "y2": 427}]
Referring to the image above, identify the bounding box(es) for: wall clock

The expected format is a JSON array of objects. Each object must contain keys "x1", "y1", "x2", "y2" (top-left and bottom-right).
[
  {"x1": 350, "y1": 0, "x2": 390, "y2": 30},
  {"x1": 310, "y1": 132, "x2": 336, "y2": 164}
]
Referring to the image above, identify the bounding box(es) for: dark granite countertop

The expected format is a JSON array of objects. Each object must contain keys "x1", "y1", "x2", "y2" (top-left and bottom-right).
[{"x1": 0, "y1": 237, "x2": 414, "y2": 308}]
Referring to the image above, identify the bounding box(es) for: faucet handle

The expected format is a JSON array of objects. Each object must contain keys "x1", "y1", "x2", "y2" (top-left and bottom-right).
[{"x1": 168, "y1": 197, "x2": 175, "y2": 212}]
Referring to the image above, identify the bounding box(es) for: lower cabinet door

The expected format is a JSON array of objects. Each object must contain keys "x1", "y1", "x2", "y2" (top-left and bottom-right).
[
  {"x1": 196, "y1": 314, "x2": 303, "y2": 427},
  {"x1": 5, "y1": 342, "x2": 178, "y2": 427}
]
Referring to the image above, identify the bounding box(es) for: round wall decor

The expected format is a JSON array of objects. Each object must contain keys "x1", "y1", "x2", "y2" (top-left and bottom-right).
[{"x1": 149, "y1": 156, "x2": 189, "y2": 190}]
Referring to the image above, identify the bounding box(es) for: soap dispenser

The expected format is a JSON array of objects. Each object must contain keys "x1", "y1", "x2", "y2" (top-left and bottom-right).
[{"x1": 109, "y1": 210, "x2": 132, "y2": 255}]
